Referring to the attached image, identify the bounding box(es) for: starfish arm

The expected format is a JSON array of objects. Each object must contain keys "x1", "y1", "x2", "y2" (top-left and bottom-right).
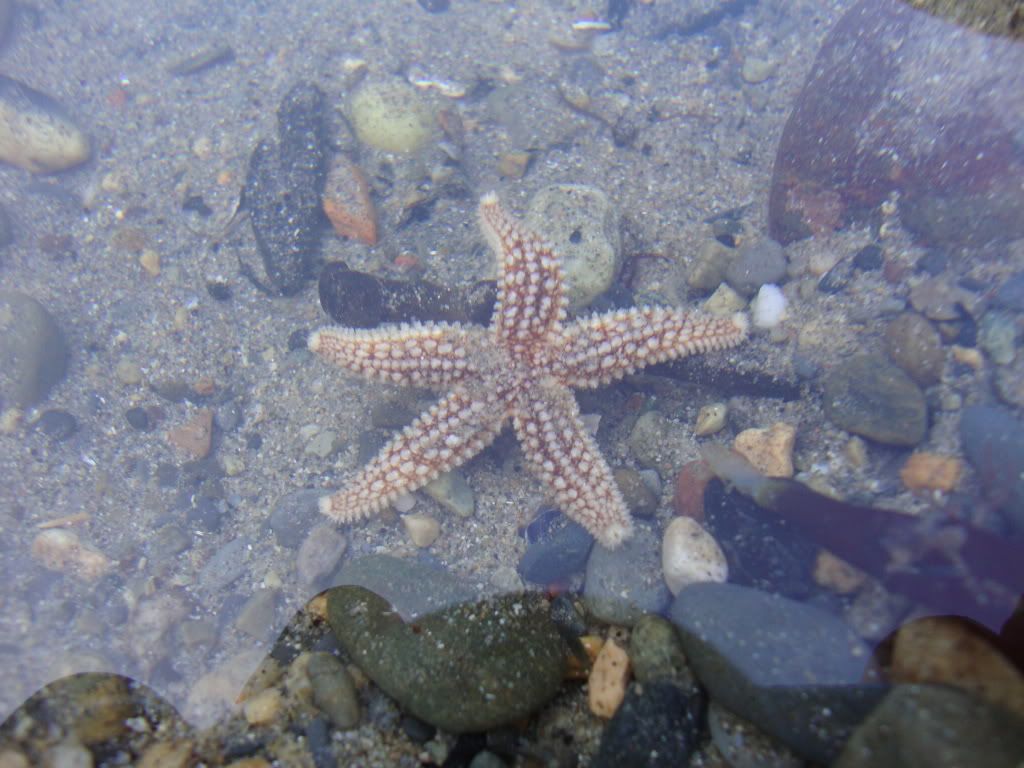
[
  {"x1": 553, "y1": 308, "x2": 749, "y2": 388},
  {"x1": 308, "y1": 322, "x2": 488, "y2": 388},
  {"x1": 478, "y1": 193, "x2": 568, "y2": 351},
  {"x1": 512, "y1": 383, "x2": 634, "y2": 549},
  {"x1": 319, "y1": 384, "x2": 507, "y2": 524}
]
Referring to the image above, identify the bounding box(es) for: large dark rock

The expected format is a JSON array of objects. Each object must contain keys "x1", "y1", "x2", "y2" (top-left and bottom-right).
[
  {"x1": 835, "y1": 684, "x2": 1024, "y2": 768},
  {"x1": 592, "y1": 681, "x2": 702, "y2": 768},
  {"x1": 768, "y1": 0, "x2": 1024, "y2": 251},
  {"x1": 960, "y1": 405, "x2": 1024, "y2": 534},
  {"x1": 243, "y1": 83, "x2": 327, "y2": 295},
  {"x1": 0, "y1": 291, "x2": 69, "y2": 408},
  {"x1": 669, "y1": 582, "x2": 885, "y2": 763}
]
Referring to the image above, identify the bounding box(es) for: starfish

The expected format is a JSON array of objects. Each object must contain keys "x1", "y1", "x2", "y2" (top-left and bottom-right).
[{"x1": 309, "y1": 193, "x2": 748, "y2": 548}]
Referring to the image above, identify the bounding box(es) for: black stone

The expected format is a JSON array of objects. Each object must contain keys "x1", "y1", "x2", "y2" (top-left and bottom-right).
[
  {"x1": 125, "y1": 406, "x2": 151, "y2": 431},
  {"x1": 416, "y1": 0, "x2": 449, "y2": 11},
  {"x1": 818, "y1": 258, "x2": 853, "y2": 294},
  {"x1": 182, "y1": 195, "x2": 214, "y2": 217},
  {"x1": 318, "y1": 262, "x2": 385, "y2": 327},
  {"x1": 287, "y1": 328, "x2": 310, "y2": 352},
  {"x1": 242, "y1": 82, "x2": 327, "y2": 296},
  {"x1": 852, "y1": 243, "x2": 883, "y2": 271},
  {"x1": 205, "y1": 280, "x2": 232, "y2": 301},
  {"x1": 518, "y1": 518, "x2": 593, "y2": 584},
  {"x1": 593, "y1": 681, "x2": 702, "y2": 768},
  {"x1": 318, "y1": 262, "x2": 497, "y2": 329},
  {"x1": 400, "y1": 714, "x2": 436, "y2": 744},
  {"x1": 37, "y1": 409, "x2": 78, "y2": 441},
  {"x1": 245, "y1": 432, "x2": 263, "y2": 451},
  {"x1": 915, "y1": 249, "x2": 948, "y2": 275}
]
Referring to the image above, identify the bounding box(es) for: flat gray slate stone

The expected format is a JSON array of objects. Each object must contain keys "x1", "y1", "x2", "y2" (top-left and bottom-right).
[{"x1": 669, "y1": 582, "x2": 885, "y2": 763}]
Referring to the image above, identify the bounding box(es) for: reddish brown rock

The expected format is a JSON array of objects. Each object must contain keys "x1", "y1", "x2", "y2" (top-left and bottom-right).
[
  {"x1": 673, "y1": 459, "x2": 714, "y2": 521},
  {"x1": 323, "y1": 155, "x2": 377, "y2": 246},
  {"x1": 167, "y1": 409, "x2": 213, "y2": 459},
  {"x1": 768, "y1": 0, "x2": 1024, "y2": 251}
]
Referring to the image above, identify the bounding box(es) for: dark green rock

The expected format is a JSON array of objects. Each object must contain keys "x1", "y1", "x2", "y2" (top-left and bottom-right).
[
  {"x1": 669, "y1": 582, "x2": 885, "y2": 764},
  {"x1": 0, "y1": 291, "x2": 69, "y2": 408},
  {"x1": 630, "y1": 615, "x2": 696, "y2": 692},
  {"x1": 326, "y1": 586, "x2": 567, "y2": 733},
  {"x1": 823, "y1": 354, "x2": 927, "y2": 445},
  {"x1": 835, "y1": 684, "x2": 1024, "y2": 768}
]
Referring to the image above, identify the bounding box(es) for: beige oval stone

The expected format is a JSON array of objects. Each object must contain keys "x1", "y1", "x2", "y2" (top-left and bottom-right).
[
  {"x1": 402, "y1": 513, "x2": 440, "y2": 547},
  {"x1": 31, "y1": 528, "x2": 111, "y2": 581},
  {"x1": 695, "y1": 402, "x2": 728, "y2": 436},
  {"x1": 813, "y1": 551, "x2": 866, "y2": 594},
  {"x1": 733, "y1": 422, "x2": 796, "y2": 478},
  {"x1": 662, "y1": 516, "x2": 728, "y2": 595},
  {"x1": 588, "y1": 637, "x2": 631, "y2": 718},
  {"x1": 0, "y1": 76, "x2": 91, "y2": 173}
]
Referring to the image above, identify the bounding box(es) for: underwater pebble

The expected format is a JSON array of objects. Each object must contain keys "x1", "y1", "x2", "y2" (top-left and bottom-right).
[
  {"x1": 297, "y1": 523, "x2": 347, "y2": 587},
  {"x1": 526, "y1": 184, "x2": 621, "y2": 311},
  {"x1": 694, "y1": 402, "x2": 727, "y2": 436},
  {"x1": 0, "y1": 291, "x2": 70, "y2": 407},
  {"x1": 823, "y1": 354, "x2": 927, "y2": 446},
  {"x1": 244, "y1": 83, "x2": 327, "y2": 296},
  {"x1": 308, "y1": 652, "x2": 361, "y2": 730},
  {"x1": 166, "y1": 409, "x2": 213, "y2": 459},
  {"x1": 424, "y1": 470, "x2": 475, "y2": 517},
  {"x1": 588, "y1": 637, "x2": 631, "y2": 718},
  {"x1": 243, "y1": 687, "x2": 283, "y2": 726},
  {"x1": 326, "y1": 586, "x2": 566, "y2": 732},
  {"x1": 733, "y1": 422, "x2": 796, "y2": 478},
  {"x1": 37, "y1": 409, "x2": 78, "y2": 441},
  {"x1": 31, "y1": 528, "x2": 111, "y2": 581},
  {"x1": 742, "y1": 56, "x2": 777, "y2": 83},
  {"x1": 323, "y1": 154, "x2": 377, "y2": 245},
  {"x1": 890, "y1": 615, "x2": 1024, "y2": 719},
  {"x1": 402, "y1": 513, "x2": 440, "y2": 548},
  {"x1": 884, "y1": 313, "x2": 944, "y2": 385},
  {"x1": 661, "y1": 516, "x2": 728, "y2": 595},
  {"x1": 899, "y1": 452, "x2": 961, "y2": 493},
  {"x1": 592, "y1": 680, "x2": 701, "y2": 768},
  {"x1": 584, "y1": 522, "x2": 671, "y2": 625},
  {"x1": 350, "y1": 78, "x2": 433, "y2": 153},
  {"x1": 978, "y1": 310, "x2": 1017, "y2": 365},
  {"x1": 0, "y1": 75, "x2": 90, "y2": 172},
  {"x1": 725, "y1": 239, "x2": 787, "y2": 296}
]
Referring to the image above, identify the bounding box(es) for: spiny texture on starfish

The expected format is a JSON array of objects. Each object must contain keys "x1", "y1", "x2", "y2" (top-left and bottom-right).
[{"x1": 309, "y1": 192, "x2": 748, "y2": 548}]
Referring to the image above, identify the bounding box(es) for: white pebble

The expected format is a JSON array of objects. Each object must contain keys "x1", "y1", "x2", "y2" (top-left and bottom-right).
[
  {"x1": 661, "y1": 517, "x2": 728, "y2": 595},
  {"x1": 751, "y1": 283, "x2": 787, "y2": 329}
]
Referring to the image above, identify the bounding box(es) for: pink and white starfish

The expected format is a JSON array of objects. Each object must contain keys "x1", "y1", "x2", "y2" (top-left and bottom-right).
[{"x1": 309, "y1": 193, "x2": 747, "y2": 548}]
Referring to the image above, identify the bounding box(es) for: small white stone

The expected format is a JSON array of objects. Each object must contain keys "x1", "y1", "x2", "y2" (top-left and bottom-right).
[
  {"x1": 661, "y1": 517, "x2": 728, "y2": 595},
  {"x1": 751, "y1": 283, "x2": 787, "y2": 329}
]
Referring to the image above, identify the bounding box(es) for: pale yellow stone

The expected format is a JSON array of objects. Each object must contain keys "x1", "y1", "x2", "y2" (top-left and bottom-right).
[
  {"x1": 173, "y1": 307, "x2": 189, "y2": 332},
  {"x1": 402, "y1": 513, "x2": 440, "y2": 547},
  {"x1": 137, "y1": 740, "x2": 194, "y2": 768},
  {"x1": 243, "y1": 687, "x2": 283, "y2": 726},
  {"x1": 951, "y1": 345, "x2": 984, "y2": 370},
  {"x1": 0, "y1": 407, "x2": 21, "y2": 434},
  {"x1": 0, "y1": 748, "x2": 30, "y2": 768},
  {"x1": 588, "y1": 637, "x2": 631, "y2": 718},
  {"x1": 694, "y1": 402, "x2": 727, "y2": 436},
  {"x1": 844, "y1": 436, "x2": 868, "y2": 469},
  {"x1": 733, "y1": 422, "x2": 796, "y2": 478},
  {"x1": 703, "y1": 283, "x2": 746, "y2": 316},
  {"x1": 139, "y1": 249, "x2": 161, "y2": 277}
]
